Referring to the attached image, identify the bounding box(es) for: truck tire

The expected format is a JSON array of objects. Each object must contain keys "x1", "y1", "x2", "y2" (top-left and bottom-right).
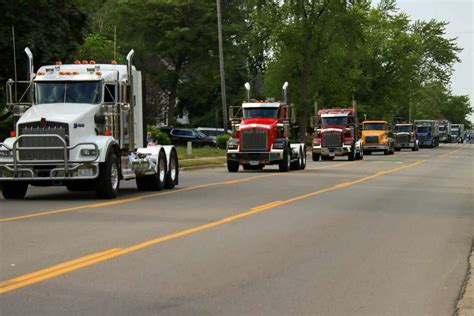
[
  {"x1": 136, "y1": 150, "x2": 167, "y2": 191},
  {"x1": 242, "y1": 164, "x2": 251, "y2": 170},
  {"x1": 227, "y1": 160, "x2": 239, "y2": 172},
  {"x1": 96, "y1": 153, "x2": 120, "y2": 199},
  {"x1": 1, "y1": 182, "x2": 28, "y2": 199},
  {"x1": 299, "y1": 148, "x2": 306, "y2": 170},
  {"x1": 279, "y1": 148, "x2": 291, "y2": 172},
  {"x1": 384, "y1": 149, "x2": 389, "y2": 155},
  {"x1": 348, "y1": 149, "x2": 355, "y2": 161},
  {"x1": 165, "y1": 149, "x2": 179, "y2": 189},
  {"x1": 312, "y1": 152, "x2": 320, "y2": 161}
]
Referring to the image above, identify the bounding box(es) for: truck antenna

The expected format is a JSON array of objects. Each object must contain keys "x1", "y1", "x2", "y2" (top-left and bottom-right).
[{"x1": 12, "y1": 26, "x2": 17, "y2": 102}]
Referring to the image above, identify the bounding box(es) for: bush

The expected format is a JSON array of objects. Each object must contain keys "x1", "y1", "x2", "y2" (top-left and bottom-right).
[
  {"x1": 216, "y1": 134, "x2": 230, "y2": 149},
  {"x1": 147, "y1": 126, "x2": 171, "y2": 145}
]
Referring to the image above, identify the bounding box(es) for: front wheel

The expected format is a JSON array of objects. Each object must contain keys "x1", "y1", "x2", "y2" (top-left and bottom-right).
[
  {"x1": 312, "y1": 152, "x2": 320, "y2": 161},
  {"x1": 96, "y1": 153, "x2": 120, "y2": 199},
  {"x1": 300, "y1": 148, "x2": 306, "y2": 170},
  {"x1": 279, "y1": 148, "x2": 291, "y2": 172},
  {"x1": 348, "y1": 149, "x2": 355, "y2": 161},
  {"x1": 1, "y1": 182, "x2": 29, "y2": 199},
  {"x1": 227, "y1": 160, "x2": 239, "y2": 172}
]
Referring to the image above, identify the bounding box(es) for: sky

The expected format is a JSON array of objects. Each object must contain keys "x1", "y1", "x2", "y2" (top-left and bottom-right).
[{"x1": 373, "y1": 0, "x2": 474, "y2": 121}]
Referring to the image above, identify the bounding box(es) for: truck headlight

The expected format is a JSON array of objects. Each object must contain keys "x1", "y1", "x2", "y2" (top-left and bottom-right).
[
  {"x1": 80, "y1": 149, "x2": 99, "y2": 156},
  {"x1": 0, "y1": 150, "x2": 12, "y2": 158},
  {"x1": 227, "y1": 139, "x2": 238, "y2": 150}
]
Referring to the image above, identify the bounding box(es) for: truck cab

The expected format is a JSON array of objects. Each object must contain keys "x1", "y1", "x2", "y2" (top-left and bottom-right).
[
  {"x1": 226, "y1": 82, "x2": 306, "y2": 172},
  {"x1": 361, "y1": 120, "x2": 395, "y2": 155},
  {"x1": 312, "y1": 108, "x2": 363, "y2": 161},
  {"x1": 0, "y1": 48, "x2": 179, "y2": 199},
  {"x1": 394, "y1": 123, "x2": 419, "y2": 151},
  {"x1": 438, "y1": 120, "x2": 452, "y2": 143},
  {"x1": 451, "y1": 124, "x2": 465, "y2": 143},
  {"x1": 414, "y1": 120, "x2": 440, "y2": 147}
]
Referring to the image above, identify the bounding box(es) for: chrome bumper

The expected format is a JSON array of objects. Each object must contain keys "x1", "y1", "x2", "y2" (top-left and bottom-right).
[{"x1": 0, "y1": 134, "x2": 99, "y2": 181}]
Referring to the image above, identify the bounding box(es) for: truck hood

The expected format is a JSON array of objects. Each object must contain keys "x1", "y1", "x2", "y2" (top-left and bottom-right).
[
  {"x1": 239, "y1": 118, "x2": 278, "y2": 130},
  {"x1": 361, "y1": 130, "x2": 385, "y2": 137},
  {"x1": 18, "y1": 103, "x2": 99, "y2": 125}
]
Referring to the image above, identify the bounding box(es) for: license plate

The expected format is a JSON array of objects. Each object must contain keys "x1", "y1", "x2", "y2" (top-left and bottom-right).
[{"x1": 250, "y1": 160, "x2": 259, "y2": 166}]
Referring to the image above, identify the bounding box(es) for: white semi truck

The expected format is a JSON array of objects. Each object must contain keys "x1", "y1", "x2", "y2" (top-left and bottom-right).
[{"x1": 0, "y1": 48, "x2": 179, "y2": 199}]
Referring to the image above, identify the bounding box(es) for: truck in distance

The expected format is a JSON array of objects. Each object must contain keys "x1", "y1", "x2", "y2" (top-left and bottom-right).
[
  {"x1": 394, "y1": 123, "x2": 419, "y2": 151},
  {"x1": 226, "y1": 82, "x2": 306, "y2": 172},
  {"x1": 361, "y1": 120, "x2": 395, "y2": 155},
  {"x1": 414, "y1": 120, "x2": 440, "y2": 147},
  {"x1": 312, "y1": 108, "x2": 363, "y2": 161},
  {"x1": 0, "y1": 48, "x2": 179, "y2": 199},
  {"x1": 451, "y1": 124, "x2": 465, "y2": 143},
  {"x1": 438, "y1": 120, "x2": 451, "y2": 143}
]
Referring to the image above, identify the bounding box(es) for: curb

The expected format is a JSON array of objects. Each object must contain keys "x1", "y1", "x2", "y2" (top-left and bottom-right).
[{"x1": 455, "y1": 240, "x2": 474, "y2": 316}]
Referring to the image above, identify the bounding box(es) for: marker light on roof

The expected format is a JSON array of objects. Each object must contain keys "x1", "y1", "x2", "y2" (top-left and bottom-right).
[
  {"x1": 89, "y1": 60, "x2": 95, "y2": 64},
  {"x1": 37, "y1": 72, "x2": 45, "y2": 76},
  {"x1": 111, "y1": 60, "x2": 117, "y2": 65},
  {"x1": 82, "y1": 60, "x2": 88, "y2": 64},
  {"x1": 55, "y1": 60, "x2": 62, "y2": 65},
  {"x1": 74, "y1": 60, "x2": 81, "y2": 64}
]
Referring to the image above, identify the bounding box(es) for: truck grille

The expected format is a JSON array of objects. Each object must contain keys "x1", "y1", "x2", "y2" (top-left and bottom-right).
[
  {"x1": 18, "y1": 122, "x2": 69, "y2": 161},
  {"x1": 418, "y1": 135, "x2": 427, "y2": 143},
  {"x1": 240, "y1": 129, "x2": 268, "y2": 151},
  {"x1": 322, "y1": 131, "x2": 342, "y2": 147},
  {"x1": 396, "y1": 134, "x2": 410, "y2": 143},
  {"x1": 365, "y1": 136, "x2": 379, "y2": 144}
]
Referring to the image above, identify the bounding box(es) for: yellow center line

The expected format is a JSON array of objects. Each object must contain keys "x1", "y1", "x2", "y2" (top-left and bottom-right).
[
  {"x1": 0, "y1": 161, "x2": 362, "y2": 223},
  {"x1": 438, "y1": 146, "x2": 464, "y2": 158},
  {"x1": 0, "y1": 159, "x2": 424, "y2": 294}
]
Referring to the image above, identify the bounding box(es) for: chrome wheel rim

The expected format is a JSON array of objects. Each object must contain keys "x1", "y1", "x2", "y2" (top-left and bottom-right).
[
  {"x1": 287, "y1": 151, "x2": 291, "y2": 168},
  {"x1": 159, "y1": 158, "x2": 166, "y2": 182},
  {"x1": 111, "y1": 163, "x2": 119, "y2": 190}
]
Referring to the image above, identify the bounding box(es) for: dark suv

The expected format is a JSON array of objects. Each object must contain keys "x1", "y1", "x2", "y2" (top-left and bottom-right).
[{"x1": 160, "y1": 127, "x2": 216, "y2": 147}]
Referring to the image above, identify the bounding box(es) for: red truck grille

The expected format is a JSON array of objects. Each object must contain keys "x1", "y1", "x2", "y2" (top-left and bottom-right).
[
  {"x1": 322, "y1": 131, "x2": 342, "y2": 147},
  {"x1": 240, "y1": 129, "x2": 268, "y2": 151}
]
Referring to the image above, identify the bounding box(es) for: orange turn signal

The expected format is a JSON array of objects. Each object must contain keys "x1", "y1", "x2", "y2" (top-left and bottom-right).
[{"x1": 10, "y1": 131, "x2": 16, "y2": 137}]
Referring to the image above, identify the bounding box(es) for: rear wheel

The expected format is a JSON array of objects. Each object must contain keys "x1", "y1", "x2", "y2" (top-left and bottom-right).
[
  {"x1": 1, "y1": 182, "x2": 28, "y2": 199},
  {"x1": 96, "y1": 153, "x2": 120, "y2": 199},
  {"x1": 136, "y1": 150, "x2": 167, "y2": 191},
  {"x1": 227, "y1": 160, "x2": 239, "y2": 172},
  {"x1": 312, "y1": 152, "x2": 320, "y2": 161},
  {"x1": 165, "y1": 149, "x2": 179, "y2": 189}
]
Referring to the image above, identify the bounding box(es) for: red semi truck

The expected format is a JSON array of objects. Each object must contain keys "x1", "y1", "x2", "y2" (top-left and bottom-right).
[
  {"x1": 312, "y1": 108, "x2": 364, "y2": 161},
  {"x1": 226, "y1": 82, "x2": 306, "y2": 172}
]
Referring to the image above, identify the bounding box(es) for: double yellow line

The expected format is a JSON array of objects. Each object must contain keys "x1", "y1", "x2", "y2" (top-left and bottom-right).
[
  {"x1": 0, "y1": 159, "x2": 424, "y2": 294},
  {"x1": 0, "y1": 161, "x2": 361, "y2": 223}
]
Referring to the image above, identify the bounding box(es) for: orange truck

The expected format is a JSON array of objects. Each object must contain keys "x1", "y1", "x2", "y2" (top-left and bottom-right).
[{"x1": 361, "y1": 120, "x2": 395, "y2": 155}]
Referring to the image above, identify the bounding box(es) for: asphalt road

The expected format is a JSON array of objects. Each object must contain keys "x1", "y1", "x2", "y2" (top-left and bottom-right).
[{"x1": 0, "y1": 143, "x2": 473, "y2": 315}]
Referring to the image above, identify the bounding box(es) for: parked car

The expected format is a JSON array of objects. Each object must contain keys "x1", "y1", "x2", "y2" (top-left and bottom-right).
[
  {"x1": 160, "y1": 127, "x2": 216, "y2": 147},
  {"x1": 196, "y1": 127, "x2": 231, "y2": 140}
]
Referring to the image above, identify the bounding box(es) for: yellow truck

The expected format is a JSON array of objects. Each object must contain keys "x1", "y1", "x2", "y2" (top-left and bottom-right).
[{"x1": 361, "y1": 120, "x2": 395, "y2": 155}]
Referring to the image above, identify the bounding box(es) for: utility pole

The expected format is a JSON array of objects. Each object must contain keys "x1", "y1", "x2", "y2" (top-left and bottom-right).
[{"x1": 216, "y1": 0, "x2": 228, "y2": 131}]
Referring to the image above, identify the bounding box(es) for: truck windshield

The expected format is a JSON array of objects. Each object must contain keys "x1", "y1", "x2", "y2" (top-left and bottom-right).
[
  {"x1": 321, "y1": 117, "x2": 348, "y2": 126},
  {"x1": 363, "y1": 123, "x2": 386, "y2": 130},
  {"x1": 36, "y1": 81, "x2": 101, "y2": 104},
  {"x1": 243, "y1": 108, "x2": 279, "y2": 119},
  {"x1": 417, "y1": 126, "x2": 431, "y2": 133},
  {"x1": 395, "y1": 125, "x2": 412, "y2": 132}
]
